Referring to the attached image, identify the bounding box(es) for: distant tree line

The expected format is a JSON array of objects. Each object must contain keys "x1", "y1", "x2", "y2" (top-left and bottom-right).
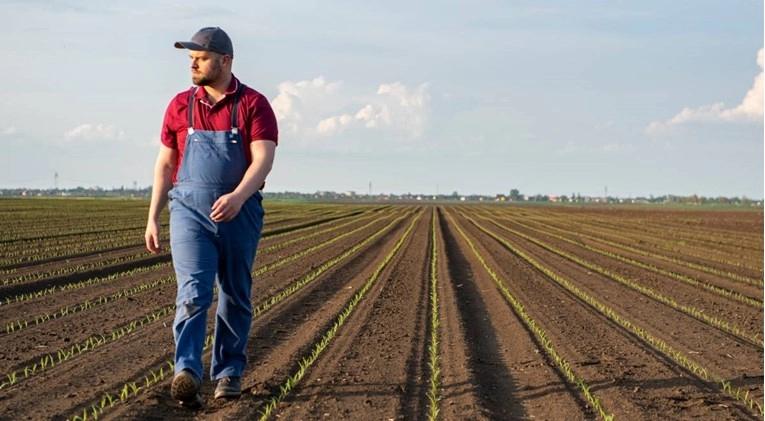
[
  {"x1": 505, "y1": 189, "x2": 761, "y2": 206},
  {"x1": 0, "y1": 187, "x2": 760, "y2": 206}
]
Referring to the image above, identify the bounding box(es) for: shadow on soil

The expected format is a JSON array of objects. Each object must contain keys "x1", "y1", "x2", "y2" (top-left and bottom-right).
[{"x1": 438, "y1": 210, "x2": 530, "y2": 419}]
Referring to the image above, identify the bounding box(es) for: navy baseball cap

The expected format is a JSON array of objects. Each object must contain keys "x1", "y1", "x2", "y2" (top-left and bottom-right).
[{"x1": 175, "y1": 27, "x2": 234, "y2": 57}]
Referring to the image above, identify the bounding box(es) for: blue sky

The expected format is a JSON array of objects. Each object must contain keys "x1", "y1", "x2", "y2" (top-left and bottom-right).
[{"x1": 1, "y1": 1, "x2": 762, "y2": 198}]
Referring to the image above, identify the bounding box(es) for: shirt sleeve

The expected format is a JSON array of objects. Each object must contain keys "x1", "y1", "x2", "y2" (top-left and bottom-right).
[
  {"x1": 248, "y1": 94, "x2": 279, "y2": 144},
  {"x1": 161, "y1": 101, "x2": 178, "y2": 149},
  {"x1": 160, "y1": 93, "x2": 188, "y2": 149}
]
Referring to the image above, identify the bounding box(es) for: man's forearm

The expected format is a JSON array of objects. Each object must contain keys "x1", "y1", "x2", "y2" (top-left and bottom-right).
[
  {"x1": 232, "y1": 141, "x2": 276, "y2": 199},
  {"x1": 147, "y1": 165, "x2": 174, "y2": 223},
  {"x1": 233, "y1": 158, "x2": 272, "y2": 199}
]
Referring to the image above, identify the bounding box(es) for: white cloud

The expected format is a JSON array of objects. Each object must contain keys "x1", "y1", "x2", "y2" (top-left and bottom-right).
[
  {"x1": 316, "y1": 114, "x2": 353, "y2": 135},
  {"x1": 271, "y1": 76, "x2": 430, "y2": 141},
  {"x1": 271, "y1": 76, "x2": 344, "y2": 136},
  {"x1": 1, "y1": 126, "x2": 17, "y2": 136},
  {"x1": 63, "y1": 123, "x2": 126, "y2": 142},
  {"x1": 646, "y1": 48, "x2": 764, "y2": 134},
  {"x1": 361, "y1": 82, "x2": 430, "y2": 137},
  {"x1": 354, "y1": 104, "x2": 385, "y2": 128}
]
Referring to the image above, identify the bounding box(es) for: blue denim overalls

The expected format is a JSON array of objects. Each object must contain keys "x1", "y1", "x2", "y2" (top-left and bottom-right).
[{"x1": 168, "y1": 85, "x2": 264, "y2": 382}]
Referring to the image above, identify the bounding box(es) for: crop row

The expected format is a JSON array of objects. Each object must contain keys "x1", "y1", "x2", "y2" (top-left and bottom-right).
[
  {"x1": 1, "y1": 249, "x2": 157, "y2": 286},
  {"x1": 4, "y1": 275, "x2": 174, "y2": 335},
  {"x1": 2, "y1": 202, "x2": 757, "y2": 419},
  {"x1": 546, "y1": 208, "x2": 762, "y2": 250},
  {"x1": 254, "y1": 209, "x2": 385, "y2": 256},
  {"x1": 494, "y1": 207, "x2": 762, "y2": 271},
  {"x1": 444, "y1": 209, "x2": 612, "y2": 420},
  {"x1": 251, "y1": 210, "x2": 412, "y2": 317},
  {"x1": 0, "y1": 207, "x2": 364, "y2": 270},
  {"x1": 462, "y1": 212, "x2": 763, "y2": 414},
  {"x1": 485, "y1": 207, "x2": 763, "y2": 276},
  {"x1": 2, "y1": 205, "x2": 385, "y2": 298},
  {"x1": 2, "y1": 208, "x2": 400, "y2": 334},
  {"x1": 516, "y1": 208, "x2": 763, "y2": 265},
  {"x1": 0, "y1": 203, "x2": 366, "y2": 266},
  {"x1": 65, "y1": 208, "x2": 415, "y2": 419},
  {"x1": 1, "y1": 261, "x2": 171, "y2": 306},
  {"x1": 0, "y1": 212, "x2": 148, "y2": 243},
  {"x1": 0, "y1": 231, "x2": 149, "y2": 267},
  {"x1": 468, "y1": 212, "x2": 763, "y2": 345},
  {"x1": 0, "y1": 304, "x2": 175, "y2": 392},
  {"x1": 425, "y1": 210, "x2": 441, "y2": 420},
  {"x1": 5, "y1": 209, "x2": 403, "y2": 408},
  {"x1": 502, "y1": 211, "x2": 762, "y2": 287},
  {"x1": 256, "y1": 211, "x2": 422, "y2": 419}
]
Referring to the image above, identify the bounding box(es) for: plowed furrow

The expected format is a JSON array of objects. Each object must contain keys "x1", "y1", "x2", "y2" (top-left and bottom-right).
[
  {"x1": 449, "y1": 208, "x2": 759, "y2": 420},
  {"x1": 438, "y1": 208, "x2": 593, "y2": 420}
]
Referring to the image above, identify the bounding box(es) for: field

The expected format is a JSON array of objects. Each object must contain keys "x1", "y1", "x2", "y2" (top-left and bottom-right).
[{"x1": 0, "y1": 198, "x2": 762, "y2": 420}]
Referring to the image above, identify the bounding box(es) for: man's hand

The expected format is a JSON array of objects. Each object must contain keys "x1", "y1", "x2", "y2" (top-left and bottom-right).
[
  {"x1": 210, "y1": 192, "x2": 246, "y2": 222},
  {"x1": 145, "y1": 220, "x2": 163, "y2": 254},
  {"x1": 145, "y1": 145, "x2": 176, "y2": 254}
]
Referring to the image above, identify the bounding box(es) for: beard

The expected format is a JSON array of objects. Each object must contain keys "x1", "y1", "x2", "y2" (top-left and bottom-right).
[
  {"x1": 192, "y1": 61, "x2": 222, "y2": 86},
  {"x1": 192, "y1": 74, "x2": 213, "y2": 86}
]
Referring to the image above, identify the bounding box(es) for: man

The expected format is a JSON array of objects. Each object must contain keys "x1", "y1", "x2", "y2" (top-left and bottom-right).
[{"x1": 144, "y1": 26, "x2": 278, "y2": 408}]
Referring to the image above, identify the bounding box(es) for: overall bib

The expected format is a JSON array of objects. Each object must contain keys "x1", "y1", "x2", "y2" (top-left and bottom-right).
[{"x1": 168, "y1": 85, "x2": 264, "y2": 382}]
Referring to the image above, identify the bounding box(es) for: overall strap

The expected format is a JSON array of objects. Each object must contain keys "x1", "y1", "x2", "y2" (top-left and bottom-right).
[
  {"x1": 187, "y1": 87, "x2": 197, "y2": 131},
  {"x1": 230, "y1": 83, "x2": 245, "y2": 134},
  {"x1": 186, "y1": 84, "x2": 244, "y2": 133}
]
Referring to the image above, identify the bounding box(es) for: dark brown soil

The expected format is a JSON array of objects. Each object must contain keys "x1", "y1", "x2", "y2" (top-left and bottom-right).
[{"x1": 0, "y1": 201, "x2": 761, "y2": 420}]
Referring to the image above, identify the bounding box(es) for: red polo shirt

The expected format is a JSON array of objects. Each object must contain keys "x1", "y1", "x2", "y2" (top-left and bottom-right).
[{"x1": 160, "y1": 75, "x2": 279, "y2": 183}]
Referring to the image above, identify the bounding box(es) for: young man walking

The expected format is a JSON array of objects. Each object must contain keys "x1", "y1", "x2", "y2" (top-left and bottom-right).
[{"x1": 145, "y1": 26, "x2": 278, "y2": 407}]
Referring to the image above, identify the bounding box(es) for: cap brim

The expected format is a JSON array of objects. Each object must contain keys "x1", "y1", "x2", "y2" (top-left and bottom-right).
[{"x1": 174, "y1": 41, "x2": 206, "y2": 51}]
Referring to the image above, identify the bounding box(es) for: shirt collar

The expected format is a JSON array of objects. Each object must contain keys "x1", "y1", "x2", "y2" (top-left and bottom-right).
[{"x1": 194, "y1": 75, "x2": 240, "y2": 100}]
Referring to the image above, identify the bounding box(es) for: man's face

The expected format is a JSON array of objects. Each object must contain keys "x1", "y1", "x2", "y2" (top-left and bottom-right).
[{"x1": 188, "y1": 50, "x2": 227, "y2": 86}]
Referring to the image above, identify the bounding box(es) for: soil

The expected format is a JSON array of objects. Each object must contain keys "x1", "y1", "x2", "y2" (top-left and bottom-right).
[{"x1": 0, "y1": 202, "x2": 761, "y2": 420}]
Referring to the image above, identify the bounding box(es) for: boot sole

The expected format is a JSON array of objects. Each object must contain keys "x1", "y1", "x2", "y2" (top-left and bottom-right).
[{"x1": 171, "y1": 371, "x2": 202, "y2": 407}]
